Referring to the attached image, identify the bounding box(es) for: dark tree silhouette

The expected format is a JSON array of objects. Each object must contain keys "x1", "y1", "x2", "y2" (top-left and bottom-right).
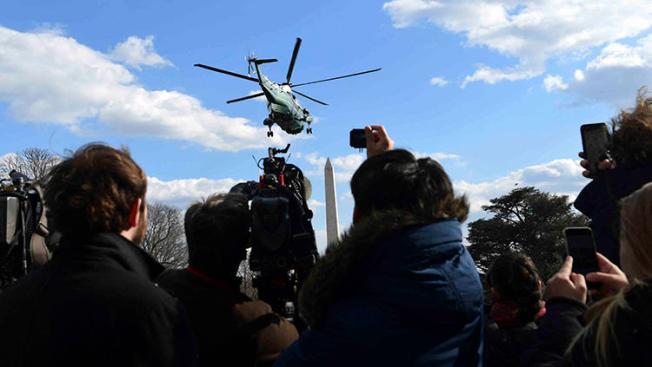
[
  {"x1": 467, "y1": 186, "x2": 588, "y2": 278},
  {"x1": 142, "y1": 203, "x2": 188, "y2": 268},
  {"x1": 0, "y1": 148, "x2": 60, "y2": 182}
]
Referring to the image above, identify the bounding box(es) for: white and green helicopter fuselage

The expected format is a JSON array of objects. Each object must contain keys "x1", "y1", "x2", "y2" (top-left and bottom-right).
[{"x1": 255, "y1": 65, "x2": 313, "y2": 136}]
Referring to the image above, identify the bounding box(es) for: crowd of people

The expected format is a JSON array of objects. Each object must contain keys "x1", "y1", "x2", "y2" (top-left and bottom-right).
[{"x1": 0, "y1": 90, "x2": 651, "y2": 366}]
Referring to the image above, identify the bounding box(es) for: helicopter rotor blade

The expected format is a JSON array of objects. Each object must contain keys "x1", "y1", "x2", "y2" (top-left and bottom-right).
[
  {"x1": 291, "y1": 68, "x2": 381, "y2": 88},
  {"x1": 293, "y1": 90, "x2": 328, "y2": 106},
  {"x1": 194, "y1": 63, "x2": 259, "y2": 82},
  {"x1": 286, "y1": 38, "x2": 302, "y2": 84},
  {"x1": 226, "y1": 92, "x2": 266, "y2": 104}
]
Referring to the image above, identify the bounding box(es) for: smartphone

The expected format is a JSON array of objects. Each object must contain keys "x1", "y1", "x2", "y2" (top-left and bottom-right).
[
  {"x1": 564, "y1": 227, "x2": 600, "y2": 280},
  {"x1": 580, "y1": 123, "x2": 610, "y2": 174},
  {"x1": 349, "y1": 129, "x2": 366, "y2": 149}
]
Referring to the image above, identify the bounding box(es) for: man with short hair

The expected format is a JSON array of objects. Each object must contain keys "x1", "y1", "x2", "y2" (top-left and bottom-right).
[
  {"x1": 157, "y1": 193, "x2": 298, "y2": 367},
  {"x1": 0, "y1": 144, "x2": 197, "y2": 366}
]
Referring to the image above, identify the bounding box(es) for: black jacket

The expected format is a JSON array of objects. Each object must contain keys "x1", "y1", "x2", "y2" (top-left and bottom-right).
[
  {"x1": 157, "y1": 268, "x2": 298, "y2": 367},
  {"x1": 484, "y1": 321, "x2": 538, "y2": 367},
  {"x1": 521, "y1": 298, "x2": 587, "y2": 367},
  {"x1": 0, "y1": 233, "x2": 197, "y2": 367},
  {"x1": 574, "y1": 165, "x2": 652, "y2": 265}
]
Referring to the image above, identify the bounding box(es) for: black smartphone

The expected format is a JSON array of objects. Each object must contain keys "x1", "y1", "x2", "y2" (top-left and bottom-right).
[
  {"x1": 580, "y1": 123, "x2": 610, "y2": 174},
  {"x1": 564, "y1": 227, "x2": 600, "y2": 287},
  {"x1": 350, "y1": 129, "x2": 366, "y2": 149}
]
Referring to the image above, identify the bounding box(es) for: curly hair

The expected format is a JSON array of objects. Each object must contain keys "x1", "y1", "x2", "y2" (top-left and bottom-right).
[
  {"x1": 44, "y1": 144, "x2": 146, "y2": 237},
  {"x1": 487, "y1": 253, "x2": 543, "y2": 324},
  {"x1": 611, "y1": 87, "x2": 652, "y2": 169}
]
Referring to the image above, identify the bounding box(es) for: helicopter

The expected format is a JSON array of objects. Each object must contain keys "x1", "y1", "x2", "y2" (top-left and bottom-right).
[{"x1": 195, "y1": 38, "x2": 381, "y2": 137}]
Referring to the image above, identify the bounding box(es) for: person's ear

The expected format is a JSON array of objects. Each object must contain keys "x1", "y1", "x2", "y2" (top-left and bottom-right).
[{"x1": 127, "y1": 198, "x2": 143, "y2": 229}]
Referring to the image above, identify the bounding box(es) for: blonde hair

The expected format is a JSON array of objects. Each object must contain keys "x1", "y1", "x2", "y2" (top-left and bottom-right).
[
  {"x1": 619, "y1": 182, "x2": 652, "y2": 280},
  {"x1": 570, "y1": 280, "x2": 652, "y2": 367}
]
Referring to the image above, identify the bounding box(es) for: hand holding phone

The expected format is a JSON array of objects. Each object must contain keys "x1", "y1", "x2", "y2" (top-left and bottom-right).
[
  {"x1": 564, "y1": 227, "x2": 601, "y2": 291},
  {"x1": 585, "y1": 253, "x2": 629, "y2": 299},
  {"x1": 350, "y1": 125, "x2": 394, "y2": 158},
  {"x1": 580, "y1": 123, "x2": 610, "y2": 176}
]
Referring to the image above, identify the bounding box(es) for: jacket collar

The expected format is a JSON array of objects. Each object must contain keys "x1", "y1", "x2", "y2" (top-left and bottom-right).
[
  {"x1": 57, "y1": 232, "x2": 165, "y2": 281},
  {"x1": 299, "y1": 210, "x2": 459, "y2": 330}
]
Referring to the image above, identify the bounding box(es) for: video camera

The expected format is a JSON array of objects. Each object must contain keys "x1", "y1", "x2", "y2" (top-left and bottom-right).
[
  {"x1": 230, "y1": 144, "x2": 318, "y2": 319},
  {"x1": 0, "y1": 171, "x2": 50, "y2": 289}
]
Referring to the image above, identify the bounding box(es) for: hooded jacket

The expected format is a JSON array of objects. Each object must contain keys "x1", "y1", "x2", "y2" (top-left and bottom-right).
[
  {"x1": 275, "y1": 211, "x2": 484, "y2": 367},
  {"x1": 0, "y1": 233, "x2": 197, "y2": 367}
]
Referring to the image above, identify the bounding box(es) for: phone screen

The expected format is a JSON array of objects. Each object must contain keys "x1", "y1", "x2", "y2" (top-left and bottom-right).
[
  {"x1": 581, "y1": 123, "x2": 609, "y2": 173},
  {"x1": 564, "y1": 227, "x2": 600, "y2": 275}
]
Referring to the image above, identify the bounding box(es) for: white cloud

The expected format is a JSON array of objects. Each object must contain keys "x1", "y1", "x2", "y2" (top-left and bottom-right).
[
  {"x1": 383, "y1": 0, "x2": 652, "y2": 86},
  {"x1": 303, "y1": 152, "x2": 366, "y2": 183},
  {"x1": 455, "y1": 158, "x2": 585, "y2": 213},
  {"x1": 147, "y1": 176, "x2": 241, "y2": 208},
  {"x1": 0, "y1": 26, "x2": 289, "y2": 151},
  {"x1": 109, "y1": 36, "x2": 172, "y2": 69},
  {"x1": 543, "y1": 74, "x2": 568, "y2": 92},
  {"x1": 302, "y1": 150, "x2": 463, "y2": 183},
  {"x1": 430, "y1": 76, "x2": 448, "y2": 86},
  {"x1": 562, "y1": 34, "x2": 652, "y2": 107},
  {"x1": 414, "y1": 151, "x2": 462, "y2": 163},
  {"x1": 308, "y1": 199, "x2": 325, "y2": 208}
]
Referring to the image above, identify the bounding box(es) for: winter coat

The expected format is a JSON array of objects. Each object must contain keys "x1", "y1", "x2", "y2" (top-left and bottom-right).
[
  {"x1": 275, "y1": 211, "x2": 484, "y2": 367},
  {"x1": 523, "y1": 279, "x2": 652, "y2": 366},
  {"x1": 484, "y1": 321, "x2": 538, "y2": 367},
  {"x1": 0, "y1": 233, "x2": 197, "y2": 367},
  {"x1": 520, "y1": 298, "x2": 587, "y2": 367},
  {"x1": 574, "y1": 165, "x2": 652, "y2": 265},
  {"x1": 157, "y1": 268, "x2": 299, "y2": 367}
]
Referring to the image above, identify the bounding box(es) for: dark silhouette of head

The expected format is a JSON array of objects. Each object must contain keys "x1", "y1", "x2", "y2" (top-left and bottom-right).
[
  {"x1": 350, "y1": 149, "x2": 468, "y2": 223},
  {"x1": 44, "y1": 144, "x2": 147, "y2": 241},
  {"x1": 487, "y1": 253, "x2": 543, "y2": 324},
  {"x1": 184, "y1": 193, "x2": 250, "y2": 279}
]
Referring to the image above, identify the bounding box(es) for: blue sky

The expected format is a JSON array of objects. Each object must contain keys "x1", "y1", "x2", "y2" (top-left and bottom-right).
[{"x1": 3, "y1": 1, "x2": 652, "y2": 251}]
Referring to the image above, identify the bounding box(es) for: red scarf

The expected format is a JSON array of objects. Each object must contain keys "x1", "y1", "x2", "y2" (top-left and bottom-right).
[
  {"x1": 490, "y1": 300, "x2": 546, "y2": 329},
  {"x1": 185, "y1": 266, "x2": 238, "y2": 293}
]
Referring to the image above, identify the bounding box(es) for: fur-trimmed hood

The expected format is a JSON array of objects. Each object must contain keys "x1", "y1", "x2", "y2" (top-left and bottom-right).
[{"x1": 299, "y1": 210, "x2": 482, "y2": 330}]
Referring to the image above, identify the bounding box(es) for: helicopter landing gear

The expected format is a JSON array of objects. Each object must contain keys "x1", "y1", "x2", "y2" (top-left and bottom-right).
[
  {"x1": 264, "y1": 118, "x2": 274, "y2": 138},
  {"x1": 306, "y1": 128, "x2": 313, "y2": 134}
]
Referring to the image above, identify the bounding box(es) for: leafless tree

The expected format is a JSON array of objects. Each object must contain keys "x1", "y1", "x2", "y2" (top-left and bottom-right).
[
  {"x1": 0, "y1": 148, "x2": 60, "y2": 182},
  {"x1": 142, "y1": 202, "x2": 188, "y2": 268}
]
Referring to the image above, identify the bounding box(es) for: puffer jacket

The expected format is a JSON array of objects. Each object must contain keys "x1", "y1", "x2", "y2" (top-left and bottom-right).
[{"x1": 275, "y1": 211, "x2": 484, "y2": 367}]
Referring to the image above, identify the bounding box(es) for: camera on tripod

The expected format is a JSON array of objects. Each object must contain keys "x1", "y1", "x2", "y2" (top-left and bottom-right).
[
  {"x1": 0, "y1": 171, "x2": 50, "y2": 289},
  {"x1": 230, "y1": 144, "x2": 318, "y2": 318}
]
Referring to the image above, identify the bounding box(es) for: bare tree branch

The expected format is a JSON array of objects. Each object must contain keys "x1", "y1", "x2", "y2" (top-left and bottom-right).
[
  {"x1": 142, "y1": 203, "x2": 188, "y2": 268},
  {"x1": 0, "y1": 148, "x2": 60, "y2": 182}
]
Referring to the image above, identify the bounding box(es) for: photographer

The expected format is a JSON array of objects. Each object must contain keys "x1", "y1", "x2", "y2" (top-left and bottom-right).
[
  {"x1": 0, "y1": 144, "x2": 197, "y2": 367},
  {"x1": 523, "y1": 182, "x2": 652, "y2": 366},
  {"x1": 575, "y1": 88, "x2": 652, "y2": 265},
  {"x1": 276, "y1": 126, "x2": 484, "y2": 367},
  {"x1": 156, "y1": 193, "x2": 298, "y2": 367}
]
